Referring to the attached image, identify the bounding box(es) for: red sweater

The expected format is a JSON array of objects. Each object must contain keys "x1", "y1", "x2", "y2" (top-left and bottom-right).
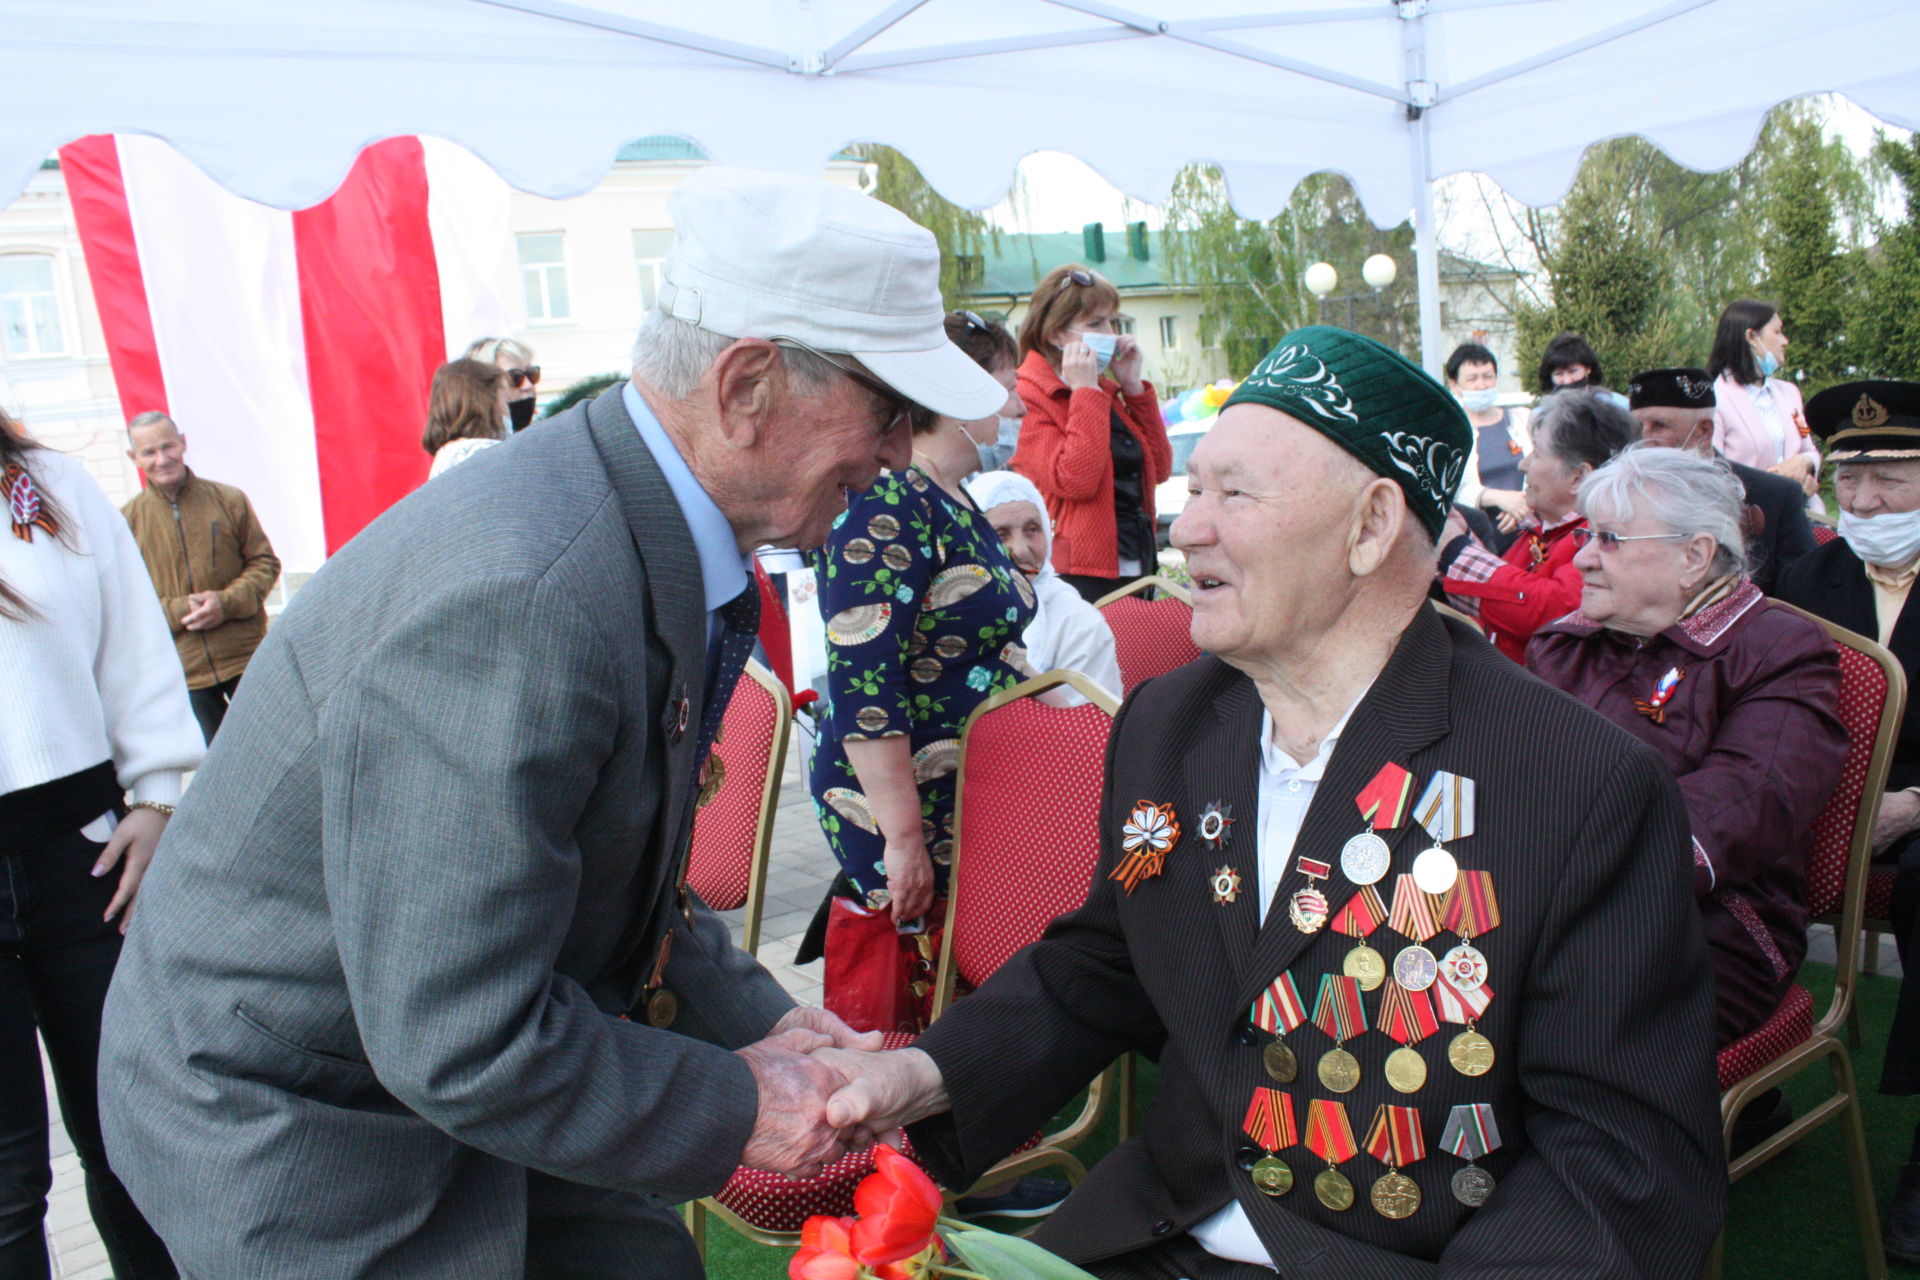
[
  {"x1": 1441, "y1": 517, "x2": 1586, "y2": 662},
  {"x1": 1010, "y1": 350, "x2": 1172, "y2": 579}
]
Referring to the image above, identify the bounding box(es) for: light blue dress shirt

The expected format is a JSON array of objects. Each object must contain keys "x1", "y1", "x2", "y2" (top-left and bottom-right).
[{"x1": 622, "y1": 380, "x2": 750, "y2": 639}]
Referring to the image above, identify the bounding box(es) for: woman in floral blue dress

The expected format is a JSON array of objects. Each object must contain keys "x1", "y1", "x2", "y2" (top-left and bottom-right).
[{"x1": 807, "y1": 313, "x2": 1033, "y2": 1033}]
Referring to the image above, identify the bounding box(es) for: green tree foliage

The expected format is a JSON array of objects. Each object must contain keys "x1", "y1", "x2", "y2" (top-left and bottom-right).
[
  {"x1": 850, "y1": 144, "x2": 992, "y2": 312},
  {"x1": 1854, "y1": 132, "x2": 1920, "y2": 379},
  {"x1": 1162, "y1": 166, "x2": 1416, "y2": 374}
]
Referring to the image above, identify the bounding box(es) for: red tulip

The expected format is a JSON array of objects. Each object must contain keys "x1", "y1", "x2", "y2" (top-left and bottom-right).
[
  {"x1": 790, "y1": 1215, "x2": 861, "y2": 1280},
  {"x1": 850, "y1": 1144, "x2": 943, "y2": 1266}
]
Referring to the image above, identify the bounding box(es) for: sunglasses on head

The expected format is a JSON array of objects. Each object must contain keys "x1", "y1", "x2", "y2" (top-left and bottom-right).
[
  {"x1": 505, "y1": 366, "x2": 541, "y2": 389},
  {"x1": 958, "y1": 310, "x2": 989, "y2": 334},
  {"x1": 1054, "y1": 268, "x2": 1095, "y2": 300}
]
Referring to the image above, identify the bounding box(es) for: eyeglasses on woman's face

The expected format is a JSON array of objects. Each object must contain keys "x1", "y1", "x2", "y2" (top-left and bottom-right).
[{"x1": 1571, "y1": 526, "x2": 1687, "y2": 552}]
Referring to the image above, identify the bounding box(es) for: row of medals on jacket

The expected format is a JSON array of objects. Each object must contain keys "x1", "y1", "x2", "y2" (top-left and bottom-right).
[{"x1": 1240, "y1": 770, "x2": 1501, "y2": 1222}]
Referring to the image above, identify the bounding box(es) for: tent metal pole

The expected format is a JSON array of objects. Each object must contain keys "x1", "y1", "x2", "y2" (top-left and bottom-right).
[{"x1": 1400, "y1": 0, "x2": 1444, "y2": 376}]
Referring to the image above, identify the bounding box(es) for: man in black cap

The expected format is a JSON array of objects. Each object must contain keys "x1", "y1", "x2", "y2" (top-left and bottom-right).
[
  {"x1": 1775, "y1": 379, "x2": 1920, "y2": 1265},
  {"x1": 1627, "y1": 366, "x2": 1816, "y2": 593}
]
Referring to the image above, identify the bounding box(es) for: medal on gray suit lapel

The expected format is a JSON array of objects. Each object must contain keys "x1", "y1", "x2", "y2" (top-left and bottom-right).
[{"x1": 1441, "y1": 1103, "x2": 1502, "y2": 1206}]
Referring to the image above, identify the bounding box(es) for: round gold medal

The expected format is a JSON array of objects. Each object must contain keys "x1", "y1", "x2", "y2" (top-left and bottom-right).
[
  {"x1": 1342, "y1": 943, "x2": 1386, "y2": 992},
  {"x1": 1314, "y1": 1167, "x2": 1356, "y2": 1211},
  {"x1": 1448, "y1": 1028, "x2": 1495, "y2": 1077},
  {"x1": 1251, "y1": 1155, "x2": 1294, "y2": 1197},
  {"x1": 1370, "y1": 1171, "x2": 1422, "y2": 1219},
  {"x1": 1263, "y1": 1037, "x2": 1299, "y2": 1084},
  {"x1": 645, "y1": 987, "x2": 678, "y2": 1029},
  {"x1": 1317, "y1": 1046, "x2": 1361, "y2": 1093},
  {"x1": 1384, "y1": 1045, "x2": 1428, "y2": 1093}
]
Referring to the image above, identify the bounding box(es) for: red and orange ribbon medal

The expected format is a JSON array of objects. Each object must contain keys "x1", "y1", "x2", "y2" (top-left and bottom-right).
[
  {"x1": 1311, "y1": 973, "x2": 1368, "y2": 1095},
  {"x1": 1377, "y1": 980, "x2": 1440, "y2": 1094},
  {"x1": 1331, "y1": 884, "x2": 1389, "y2": 992},
  {"x1": 1304, "y1": 1099, "x2": 1360, "y2": 1212},
  {"x1": 1341, "y1": 763, "x2": 1412, "y2": 887},
  {"x1": 1363, "y1": 1105, "x2": 1427, "y2": 1219},
  {"x1": 1242, "y1": 1087, "x2": 1298, "y2": 1196},
  {"x1": 1250, "y1": 971, "x2": 1307, "y2": 1084}
]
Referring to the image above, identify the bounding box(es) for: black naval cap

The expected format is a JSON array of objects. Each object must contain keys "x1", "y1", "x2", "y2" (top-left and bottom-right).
[
  {"x1": 1807, "y1": 380, "x2": 1920, "y2": 463},
  {"x1": 1627, "y1": 367, "x2": 1716, "y2": 411}
]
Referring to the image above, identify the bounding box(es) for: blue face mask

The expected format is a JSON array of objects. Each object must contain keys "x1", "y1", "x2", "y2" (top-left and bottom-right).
[
  {"x1": 1754, "y1": 348, "x2": 1781, "y2": 379},
  {"x1": 1077, "y1": 331, "x2": 1118, "y2": 374},
  {"x1": 1459, "y1": 388, "x2": 1499, "y2": 412}
]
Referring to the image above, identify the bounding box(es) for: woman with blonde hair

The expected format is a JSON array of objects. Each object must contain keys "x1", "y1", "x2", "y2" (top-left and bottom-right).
[
  {"x1": 464, "y1": 336, "x2": 540, "y2": 433},
  {"x1": 422, "y1": 358, "x2": 509, "y2": 479}
]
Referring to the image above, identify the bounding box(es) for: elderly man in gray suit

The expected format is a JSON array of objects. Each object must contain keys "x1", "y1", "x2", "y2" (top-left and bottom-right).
[{"x1": 97, "y1": 168, "x2": 1009, "y2": 1279}]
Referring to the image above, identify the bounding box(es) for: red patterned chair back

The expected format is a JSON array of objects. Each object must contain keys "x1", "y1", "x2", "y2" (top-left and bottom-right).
[
  {"x1": 935, "y1": 671, "x2": 1119, "y2": 1015},
  {"x1": 685, "y1": 660, "x2": 792, "y2": 955},
  {"x1": 1096, "y1": 575, "x2": 1200, "y2": 687},
  {"x1": 1811, "y1": 521, "x2": 1839, "y2": 545},
  {"x1": 1768, "y1": 602, "x2": 1905, "y2": 1031}
]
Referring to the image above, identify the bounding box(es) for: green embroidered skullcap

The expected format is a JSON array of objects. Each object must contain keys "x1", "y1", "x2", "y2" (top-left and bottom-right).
[{"x1": 1223, "y1": 325, "x2": 1471, "y2": 539}]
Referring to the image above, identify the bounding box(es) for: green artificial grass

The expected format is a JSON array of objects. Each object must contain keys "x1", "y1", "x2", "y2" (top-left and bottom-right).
[{"x1": 701, "y1": 966, "x2": 1915, "y2": 1279}]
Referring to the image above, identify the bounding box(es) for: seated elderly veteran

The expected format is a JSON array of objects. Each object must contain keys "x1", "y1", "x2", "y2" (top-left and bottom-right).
[
  {"x1": 965, "y1": 468, "x2": 1124, "y2": 703},
  {"x1": 1775, "y1": 379, "x2": 1920, "y2": 1264},
  {"x1": 1627, "y1": 366, "x2": 1817, "y2": 594},
  {"x1": 810, "y1": 326, "x2": 1724, "y2": 1280},
  {"x1": 1438, "y1": 389, "x2": 1639, "y2": 661},
  {"x1": 1526, "y1": 445, "x2": 1846, "y2": 1047}
]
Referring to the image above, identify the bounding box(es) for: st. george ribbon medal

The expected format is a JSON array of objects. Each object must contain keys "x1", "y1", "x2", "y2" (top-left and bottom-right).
[
  {"x1": 1440, "y1": 1103, "x2": 1503, "y2": 1207},
  {"x1": 1250, "y1": 972, "x2": 1307, "y2": 1085},
  {"x1": 1312, "y1": 974, "x2": 1368, "y2": 1093},
  {"x1": 1305, "y1": 1100, "x2": 1359, "y2": 1212},
  {"x1": 1377, "y1": 978, "x2": 1439, "y2": 1094},
  {"x1": 1439, "y1": 942, "x2": 1488, "y2": 991},
  {"x1": 1289, "y1": 855, "x2": 1333, "y2": 933},
  {"x1": 1242, "y1": 1087, "x2": 1298, "y2": 1197},
  {"x1": 1433, "y1": 969, "x2": 1496, "y2": 1077},
  {"x1": 1111, "y1": 799, "x2": 1180, "y2": 895},
  {"x1": 1331, "y1": 885, "x2": 1390, "y2": 993},
  {"x1": 1386, "y1": 875, "x2": 1442, "y2": 992},
  {"x1": 1411, "y1": 772, "x2": 1475, "y2": 894},
  {"x1": 1343, "y1": 763, "x2": 1414, "y2": 886},
  {"x1": 1436, "y1": 869, "x2": 1501, "y2": 994},
  {"x1": 1364, "y1": 1104, "x2": 1428, "y2": 1220}
]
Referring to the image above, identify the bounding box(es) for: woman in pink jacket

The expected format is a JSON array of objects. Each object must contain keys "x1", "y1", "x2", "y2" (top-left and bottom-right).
[{"x1": 1709, "y1": 299, "x2": 1819, "y2": 500}]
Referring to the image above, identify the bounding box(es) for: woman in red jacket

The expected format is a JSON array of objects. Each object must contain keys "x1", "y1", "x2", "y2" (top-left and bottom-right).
[
  {"x1": 1439, "y1": 388, "x2": 1637, "y2": 660},
  {"x1": 1010, "y1": 264, "x2": 1173, "y2": 603}
]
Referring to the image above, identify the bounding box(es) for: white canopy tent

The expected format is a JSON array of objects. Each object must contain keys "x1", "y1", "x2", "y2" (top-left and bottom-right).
[{"x1": 6, "y1": 0, "x2": 1919, "y2": 370}]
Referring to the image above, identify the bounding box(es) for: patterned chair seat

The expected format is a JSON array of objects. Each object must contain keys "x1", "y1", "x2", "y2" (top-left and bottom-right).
[
  {"x1": 1717, "y1": 984, "x2": 1814, "y2": 1092},
  {"x1": 1865, "y1": 863, "x2": 1893, "y2": 925}
]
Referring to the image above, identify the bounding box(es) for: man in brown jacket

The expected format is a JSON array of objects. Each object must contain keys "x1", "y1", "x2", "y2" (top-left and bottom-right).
[{"x1": 123, "y1": 410, "x2": 281, "y2": 741}]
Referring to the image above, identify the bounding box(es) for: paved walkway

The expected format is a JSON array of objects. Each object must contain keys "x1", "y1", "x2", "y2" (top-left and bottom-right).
[{"x1": 39, "y1": 734, "x2": 1905, "y2": 1273}]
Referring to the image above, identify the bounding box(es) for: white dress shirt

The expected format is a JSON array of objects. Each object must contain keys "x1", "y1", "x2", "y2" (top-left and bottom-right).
[{"x1": 1190, "y1": 693, "x2": 1366, "y2": 1267}]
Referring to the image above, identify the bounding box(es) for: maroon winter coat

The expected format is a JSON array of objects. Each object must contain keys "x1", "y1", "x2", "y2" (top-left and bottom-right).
[{"x1": 1528, "y1": 581, "x2": 1848, "y2": 1045}]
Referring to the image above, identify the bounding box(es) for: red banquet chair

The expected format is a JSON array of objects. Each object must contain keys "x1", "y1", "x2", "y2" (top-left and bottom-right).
[
  {"x1": 1095, "y1": 575, "x2": 1200, "y2": 687},
  {"x1": 689, "y1": 670, "x2": 1119, "y2": 1254},
  {"x1": 684, "y1": 659, "x2": 792, "y2": 957},
  {"x1": 1710, "y1": 602, "x2": 1904, "y2": 1280},
  {"x1": 1812, "y1": 521, "x2": 1841, "y2": 545}
]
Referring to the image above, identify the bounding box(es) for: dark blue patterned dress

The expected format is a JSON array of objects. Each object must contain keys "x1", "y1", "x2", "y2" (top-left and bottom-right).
[{"x1": 808, "y1": 465, "x2": 1037, "y2": 910}]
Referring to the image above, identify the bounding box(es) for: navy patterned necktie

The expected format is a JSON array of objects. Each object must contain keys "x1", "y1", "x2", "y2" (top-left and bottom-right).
[{"x1": 695, "y1": 585, "x2": 761, "y2": 768}]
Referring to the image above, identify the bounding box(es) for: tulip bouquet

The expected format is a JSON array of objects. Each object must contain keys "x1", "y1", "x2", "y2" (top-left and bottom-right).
[{"x1": 790, "y1": 1145, "x2": 1098, "y2": 1280}]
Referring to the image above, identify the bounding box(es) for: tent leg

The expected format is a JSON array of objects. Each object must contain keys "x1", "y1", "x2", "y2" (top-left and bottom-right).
[{"x1": 1409, "y1": 115, "x2": 1443, "y2": 379}]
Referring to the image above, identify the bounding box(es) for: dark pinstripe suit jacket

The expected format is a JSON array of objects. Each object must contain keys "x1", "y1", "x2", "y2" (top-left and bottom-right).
[
  {"x1": 99, "y1": 388, "x2": 793, "y2": 1278},
  {"x1": 910, "y1": 605, "x2": 1725, "y2": 1278}
]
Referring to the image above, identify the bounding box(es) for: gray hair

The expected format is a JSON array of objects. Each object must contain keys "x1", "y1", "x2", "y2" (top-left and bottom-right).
[
  {"x1": 1531, "y1": 388, "x2": 1640, "y2": 471},
  {"x1": 628, "y1": 306, "x2": 841, "y2": 401},
  {"x1": 464, "y1": 336, "x2": 533, "y2": 365},
  {"x1": 1577, "y1": 441, "x2": 1749, "y2": 579},
  {"x1": 126, "y1": 410, "x2": 177, "y2": 436}
]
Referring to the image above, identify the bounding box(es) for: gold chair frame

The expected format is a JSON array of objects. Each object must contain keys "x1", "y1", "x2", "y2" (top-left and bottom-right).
[
  {"x1": 1093, "y1": 574, "x2": 1191, "y2": 608},
  {"x1": 1430, "y1": 599, "x2": 1486, "y2": 635},
  {"x1": 1708, "y1": 602, "x2": 1903, "y2": 1280}
]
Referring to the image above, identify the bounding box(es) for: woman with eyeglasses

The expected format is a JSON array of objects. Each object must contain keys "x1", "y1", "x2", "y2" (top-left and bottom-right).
[
  {"x1": 1708, "y1": 300, "x2": 1819, "y2": 504},
  {"x1": 1438, "y1": 389, "x2": 1637, "y2": 661},
  {"x1": 1527, "y1": 444, "x2": 1844, "y2": 1075},
  {"x1": 802, "y1": 311, "x2": 1036, "y2": 1038},
  {"x1": 1011, "y1": 264, "x2": 1172, "y2": 604},
  {"x1": 423, "y1": 358, "x2": 511, "y2": 479},
  {"x1": 465, "y1": 336, "x2": 540, "y2": 433}
]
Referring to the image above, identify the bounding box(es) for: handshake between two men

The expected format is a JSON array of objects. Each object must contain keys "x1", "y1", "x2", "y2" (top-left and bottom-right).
[{"x1": 734, "y1": 1007, "x2": 954, "y2": 1180}]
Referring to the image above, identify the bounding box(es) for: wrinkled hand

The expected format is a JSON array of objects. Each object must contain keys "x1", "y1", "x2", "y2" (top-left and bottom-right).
[
  {"x1": 182, "y1": 590, "x2": 225, "y2": 631},
  {"x1": 883, "y1": 838, "x2": 934, "y2": 926},
  {"x1": 818, "y1": 1046, "x2": 950, "y2": 1137},
  {"x1": 1059, "y1": 338, "x2": 1100, "y2": 390},
  {"x1": 94, "y1": 806, "x2": 168, "y2": 933},
  {"x1": 770, "y1": 1006, "x2": 886, "y2": 1053},
  {"x1": 1873, "y1": 789, "x2": 1920, "y2": 856},
  {"x1": 737, "y1": 1027, "x2": 857, "y2": 1180},
  {"x1": 1112, "y1": 334, "x2": 1145, "y2": 395},
  {"x1": 1496, "y1": 508, "x2": 1522, "y2": 535}
]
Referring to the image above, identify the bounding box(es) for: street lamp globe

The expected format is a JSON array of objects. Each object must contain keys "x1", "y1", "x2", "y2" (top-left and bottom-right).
[
  {"x1": 1362, "y1": 253, "x2": 1398, "y2": 291},
  {"x1": 1304, "y1": 262, "x2": 1338, "y2": 298}
]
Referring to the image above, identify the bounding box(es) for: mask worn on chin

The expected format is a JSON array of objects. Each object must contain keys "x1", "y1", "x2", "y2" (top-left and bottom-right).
[
  {"x1": 509, "y1": 398, "x2": 537, "y2": 432},
  {"x1": 1839, "y1": 508, "x2": 1920, "y2": 567},
  {"x1": 1754, "y1": 348, "x2": 1781, "y2": 379},
  {"x1": 1077, "y1": 331, "x2": 1119, "y2": 374},
  {"x1": 1459, "y1": 389, "x2": 1499, "y2": 412},
  {"x1": 973, "y1": 440, "x2": 1000, "y2": 474}
]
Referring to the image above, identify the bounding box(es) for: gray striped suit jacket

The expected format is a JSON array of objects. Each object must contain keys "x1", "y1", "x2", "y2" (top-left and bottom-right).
[{"x1": 99, "y1": 387, "x2": 793, "y2": 1277}]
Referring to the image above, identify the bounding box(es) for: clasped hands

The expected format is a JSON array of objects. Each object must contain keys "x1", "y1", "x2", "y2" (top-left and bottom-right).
[{"x1": 734, "y1": 1007, "x2": 950, "y2": 1180}]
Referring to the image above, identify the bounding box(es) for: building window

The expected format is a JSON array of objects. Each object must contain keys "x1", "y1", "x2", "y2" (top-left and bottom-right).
[
  {"x1": 0, "y1": 255, "x2": 64, "y2": 357},
  {"x1": 1113, "y1": 315, "x2": 1135, "y2": 336},
  {"x1": 1158, "y1": 316, "x2": 1179, "y2": 350},
  {"x1": 632, "y1": 230, "x2": 673, "y2": 313},
  {"x1": 517, "y1": 232, "x2": 571, "y2": 323}
]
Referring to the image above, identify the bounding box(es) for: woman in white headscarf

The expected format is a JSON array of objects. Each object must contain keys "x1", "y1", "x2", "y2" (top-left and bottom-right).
[{"x1": 965, "y1": 470, "x2": 1123, "y2": 705}]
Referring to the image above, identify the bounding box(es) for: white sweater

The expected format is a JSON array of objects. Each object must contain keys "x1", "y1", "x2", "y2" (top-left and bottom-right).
[{"x1": 1, "y1": 447, "x2": 203, "y2": 805}]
